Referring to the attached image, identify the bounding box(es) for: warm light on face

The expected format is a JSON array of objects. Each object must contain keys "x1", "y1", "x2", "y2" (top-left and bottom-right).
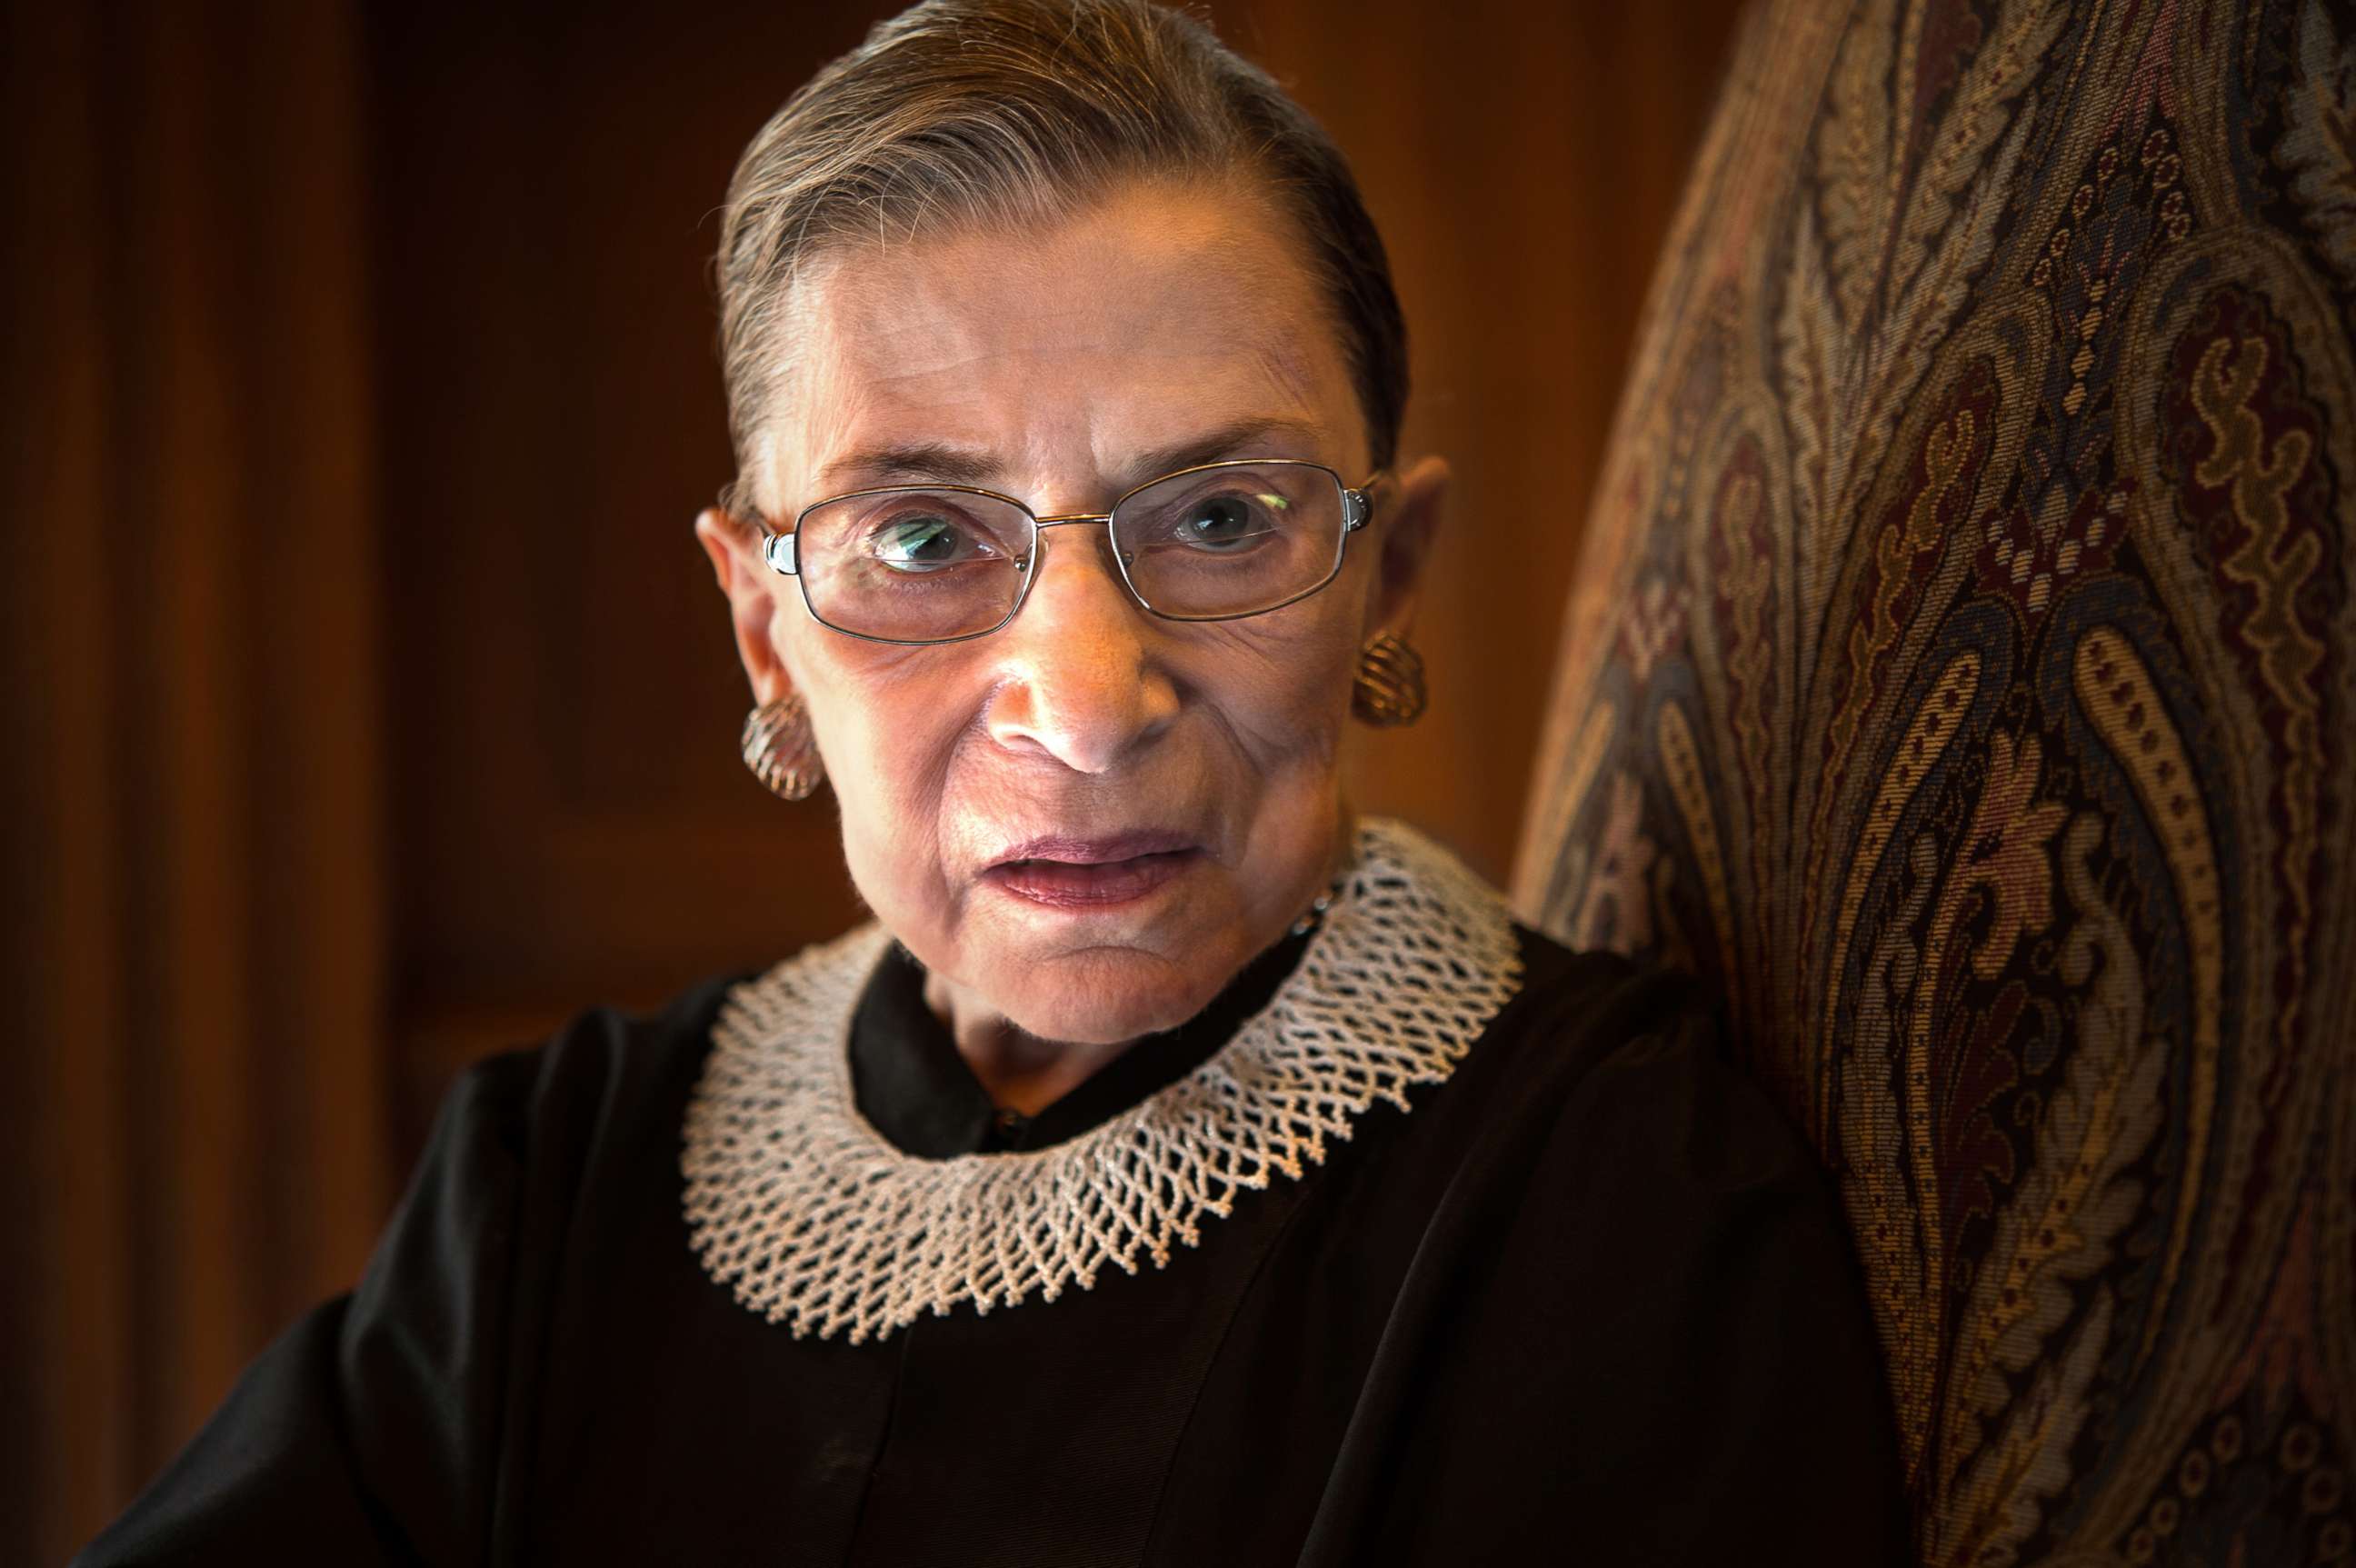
[{"x1": 753, "y1": 181, "x2": 1389, "y2": 1046}]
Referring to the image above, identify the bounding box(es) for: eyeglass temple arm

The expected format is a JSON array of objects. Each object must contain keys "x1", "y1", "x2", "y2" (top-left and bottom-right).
[
  {"x1": 1342, "y1": 464, "x2": 1390, "y2": 531},
  {"x1": 763, "y1": 530, "x2": 798, "y2": 575}
]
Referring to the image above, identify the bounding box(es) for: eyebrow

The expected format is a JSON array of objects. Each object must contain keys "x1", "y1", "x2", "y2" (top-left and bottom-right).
[{"x1": 813, "y1": 414, "x2": 1333, "y2": 498}]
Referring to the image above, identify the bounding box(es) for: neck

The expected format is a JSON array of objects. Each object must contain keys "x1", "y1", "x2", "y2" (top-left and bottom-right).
[{"x1": 919, "y1": 970, "x2": 1133, "y2": 1115}]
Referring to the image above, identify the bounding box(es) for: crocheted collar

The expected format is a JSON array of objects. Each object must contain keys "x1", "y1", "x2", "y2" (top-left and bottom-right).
[{"x1": 680, "y1": 817, "x2": 1525, "y2": 1344}]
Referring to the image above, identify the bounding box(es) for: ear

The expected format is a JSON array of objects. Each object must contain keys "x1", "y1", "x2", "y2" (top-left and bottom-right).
[
  {"x1": 1362, "y1": 454, "x2": 1448, "y2": 639},
  {"x1": 694, "y1": 506, "x2": 798, "y2": 705}
]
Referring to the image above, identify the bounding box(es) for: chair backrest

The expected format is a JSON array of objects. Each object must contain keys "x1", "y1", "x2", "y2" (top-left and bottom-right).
[{"x1": 1513, "y1": 0, "x2": 2356, "y2": 1560}]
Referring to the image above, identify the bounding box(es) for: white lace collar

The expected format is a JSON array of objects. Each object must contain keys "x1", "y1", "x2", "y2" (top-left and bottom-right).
[{"x1": 680, "y1": 817, "x2": 1524, "y2": 1343}]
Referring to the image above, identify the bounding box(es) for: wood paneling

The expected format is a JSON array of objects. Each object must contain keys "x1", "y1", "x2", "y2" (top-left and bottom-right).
[
  {"x1": 4, "y1": 2, "x2": 1743, "y2": 1556},
  {"x1": 368, "y1": 2, "x2": 885, "y2": 1123},
  {"x1": 1261, "y1": 0, "x2": 1749, "y2": 875},
  {"x1": 2, "y1": 3, "x2": 388, "y2": 1559}
]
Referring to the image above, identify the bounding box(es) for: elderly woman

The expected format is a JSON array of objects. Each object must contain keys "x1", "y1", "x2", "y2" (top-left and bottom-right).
[{"x1": 83, "y1": 1, "x2": 1903, "y2": 1563}]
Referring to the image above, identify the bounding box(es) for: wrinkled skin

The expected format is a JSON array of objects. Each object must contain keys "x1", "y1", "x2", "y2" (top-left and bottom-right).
[{"x1": 697, "y1": 178, "x2": 1443, "y2": 1111}]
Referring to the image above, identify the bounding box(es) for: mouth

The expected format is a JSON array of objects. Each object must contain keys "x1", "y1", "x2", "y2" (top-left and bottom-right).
[{"x1": 981, "y1": 832, "x2": 1204, "y2": 910}]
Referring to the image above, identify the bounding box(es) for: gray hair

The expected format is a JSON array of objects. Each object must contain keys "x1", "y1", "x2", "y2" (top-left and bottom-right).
[{"x1": 714, "y1": 0, "x2": 1407, "y2": 512}]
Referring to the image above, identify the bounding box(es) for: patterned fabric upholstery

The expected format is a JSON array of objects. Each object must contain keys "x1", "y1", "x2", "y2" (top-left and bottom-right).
[{"x1": 1512, "y1": 1, "x2": 2356, "y2": 1561}]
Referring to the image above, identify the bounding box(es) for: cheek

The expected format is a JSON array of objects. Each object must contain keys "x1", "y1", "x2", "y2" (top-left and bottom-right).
[
  {"x1": 784, "y1": 637, "x2": 968, "y2": 877},
  {"x1": 766, "y1": 602, "x2": 801, "y2": 674},
  {"x1": 1185, "y1": 607, "x2": 1363, "y2": 764},
  {"x1": 812, "y1": 668, "x2": 966, "y2": 813}
]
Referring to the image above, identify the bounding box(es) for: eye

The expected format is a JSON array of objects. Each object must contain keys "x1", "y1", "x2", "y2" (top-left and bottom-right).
[
  {"x1": 1165, "y1": 490, "x2": 1282, "y2": 553},
  {"x1": 866, "y1": 511, "x2": 999, "y2": 574}
]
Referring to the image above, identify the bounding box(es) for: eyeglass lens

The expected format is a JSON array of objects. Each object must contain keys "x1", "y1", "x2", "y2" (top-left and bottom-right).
[{"x1": 793, "y1": 461, "x2": 1351, "y2": 644}]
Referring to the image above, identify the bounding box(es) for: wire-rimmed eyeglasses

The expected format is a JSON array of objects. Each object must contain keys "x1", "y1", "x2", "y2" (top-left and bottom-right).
[{"x1": 758, "y1": 458, "x2": 1380, "y2": 645}]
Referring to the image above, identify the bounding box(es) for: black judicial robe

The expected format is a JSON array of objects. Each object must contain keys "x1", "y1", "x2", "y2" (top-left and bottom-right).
[{"x1": 79, "y1": 928, "x2": 1908, "y2": 1565}]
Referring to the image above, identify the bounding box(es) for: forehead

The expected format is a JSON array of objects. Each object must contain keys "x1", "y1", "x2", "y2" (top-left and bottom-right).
[{"x1": 758, "y1": 180, "x2": 1363, "y2": 509}]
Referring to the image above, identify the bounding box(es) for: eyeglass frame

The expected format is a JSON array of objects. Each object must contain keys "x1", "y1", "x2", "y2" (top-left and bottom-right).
[{"x1": 756, "y1": 457, "x2": 1383, "y2": 646}]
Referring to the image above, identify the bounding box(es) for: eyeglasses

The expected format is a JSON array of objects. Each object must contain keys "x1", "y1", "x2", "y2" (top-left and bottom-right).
[{"x1": 758, "y1": 458, "x2": 1379, "y2": 645}]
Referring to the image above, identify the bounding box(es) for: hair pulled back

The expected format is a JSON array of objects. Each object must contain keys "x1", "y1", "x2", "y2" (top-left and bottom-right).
[{"x1": 715, "y1": 0, "x2": 1407, "y2": 507}]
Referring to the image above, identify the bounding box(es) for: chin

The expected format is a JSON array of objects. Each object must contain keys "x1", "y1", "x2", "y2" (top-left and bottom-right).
[{"x1": 995, "y1": 949, "x2": 1217, "y2": 1045}]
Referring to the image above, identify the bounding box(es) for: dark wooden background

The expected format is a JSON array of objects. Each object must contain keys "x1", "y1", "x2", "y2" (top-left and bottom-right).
[{"x1": 1, "y1": 0, "x2": 1744, "y2": 1555}]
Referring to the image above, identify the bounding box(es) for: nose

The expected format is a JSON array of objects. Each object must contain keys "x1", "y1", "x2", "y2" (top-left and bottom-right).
[{"x1": 983, "y1": 525, "x2": 1178, "y2": 774}]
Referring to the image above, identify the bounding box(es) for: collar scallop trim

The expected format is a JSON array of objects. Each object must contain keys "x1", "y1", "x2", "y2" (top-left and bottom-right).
[{"x1": 681, "y1": 817, "x2": 1524, "y2": 1343}]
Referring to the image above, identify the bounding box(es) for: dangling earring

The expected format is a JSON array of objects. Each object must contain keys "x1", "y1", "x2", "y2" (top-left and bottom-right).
[
  {"x1": 1352, "y1": 632, "x2": 1427, "y2": 727},
  {"x1": 741, "y1": 694, "x2": 825, "y2": 800}
]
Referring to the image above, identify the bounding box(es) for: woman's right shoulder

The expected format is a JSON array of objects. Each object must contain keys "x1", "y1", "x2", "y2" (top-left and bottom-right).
[{"x1": 427, "y1": 961, "x2": 770, "y2": 1188}]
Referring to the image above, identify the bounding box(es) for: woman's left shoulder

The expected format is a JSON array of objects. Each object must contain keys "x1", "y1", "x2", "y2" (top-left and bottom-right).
[
  {"x1": 1443, "y1": 924, "x2": 1822, "y2": 1199},
  {"x1": 1334, "y1": 948, "x2": 1907, "y2": 1563}
]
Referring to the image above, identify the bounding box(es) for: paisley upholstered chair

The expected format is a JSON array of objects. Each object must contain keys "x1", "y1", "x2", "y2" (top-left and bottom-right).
[{"x1": 1513, "y1": 1, "x2": 2356, "y2": 1562}]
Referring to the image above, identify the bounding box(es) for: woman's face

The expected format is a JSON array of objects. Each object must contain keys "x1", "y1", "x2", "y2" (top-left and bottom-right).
[{"x1": 701, "y1": 178, "x2": 1440, "y2": 1045}]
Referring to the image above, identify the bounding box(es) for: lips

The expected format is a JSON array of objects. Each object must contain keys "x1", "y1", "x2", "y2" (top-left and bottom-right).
[{"x1": 981, "y1": 831, "x2": 1203, "y2": 909}]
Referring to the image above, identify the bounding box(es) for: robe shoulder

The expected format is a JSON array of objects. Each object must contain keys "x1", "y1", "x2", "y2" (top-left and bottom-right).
[
  {"x1": 1487, "y1": 924, "x2": 1822, "y2": 1185},
  {"x1": 1437, "y1": 924, "x2": 1812, "y2": 1201},
  {"x1": 1295, "y1": 924, "x2": 1910, "y2": 1565},
  {"x1": 72, "y1": 973, "x2": 748, "y2": 1567}
]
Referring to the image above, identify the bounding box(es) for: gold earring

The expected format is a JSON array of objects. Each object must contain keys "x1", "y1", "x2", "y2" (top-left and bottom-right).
[
  {"x1": 1352, "y1": 632, "x2": 1427, "y2": 727},
  {"x1": 741, "y1": 694, "x2": 825, "y2": 800}
]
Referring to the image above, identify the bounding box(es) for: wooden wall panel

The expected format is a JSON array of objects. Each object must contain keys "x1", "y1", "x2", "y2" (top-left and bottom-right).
[
  {"x1": 368, "y1": 2, "x2": 887, "y2": 1124},
  {"x1": 1257, "y1": 0, "x2": 1750, "y2": 874},
  {"x1": 2, "y1": 2, "x2": 388, "y2": 1559}
]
